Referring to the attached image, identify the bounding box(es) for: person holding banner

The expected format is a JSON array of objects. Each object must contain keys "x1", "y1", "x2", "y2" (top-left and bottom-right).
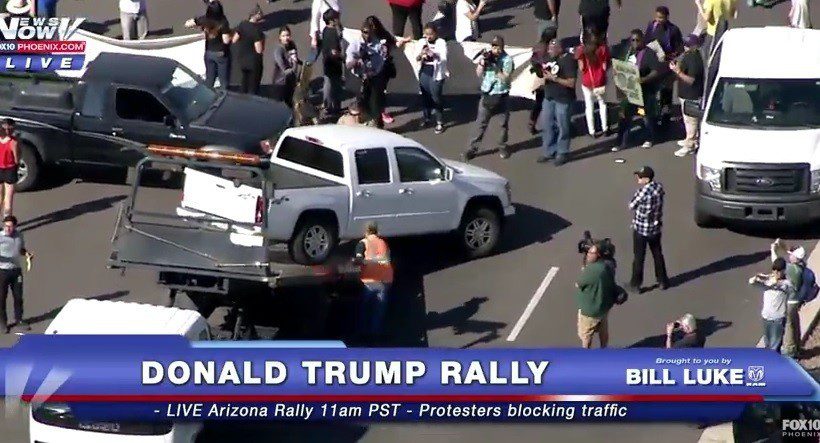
[{"x1": 616, "y1": 29, "x2": 661, "y2": 151}]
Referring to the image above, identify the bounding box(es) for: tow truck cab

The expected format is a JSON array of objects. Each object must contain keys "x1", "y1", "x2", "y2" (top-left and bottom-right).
[
  {"x1": 29, "y1": 298, "x2": 208, "y2": 443},
  {"x1": 691, "y1": 27, "x2": 820, "y2": 226}
]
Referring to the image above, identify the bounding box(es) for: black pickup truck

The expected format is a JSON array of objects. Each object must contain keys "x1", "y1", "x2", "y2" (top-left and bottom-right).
[{"x1": 0, "y1": 52, "x2": 292, "y2": 190}]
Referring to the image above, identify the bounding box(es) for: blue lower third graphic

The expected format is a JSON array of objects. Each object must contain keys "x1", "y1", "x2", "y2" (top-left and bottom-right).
[{"x1": 0, "y1": 55, "x2": 85, "y2": 72}]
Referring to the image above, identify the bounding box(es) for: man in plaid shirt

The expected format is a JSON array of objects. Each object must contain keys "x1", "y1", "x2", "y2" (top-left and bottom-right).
[{"x1": 629, "y1": 166, "x2": 670, "y2": 292}]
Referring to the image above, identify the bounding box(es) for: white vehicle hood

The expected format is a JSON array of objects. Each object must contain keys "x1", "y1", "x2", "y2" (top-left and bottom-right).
[
  {"x1": 443, "y1": 159, "x2": 506, "y2": 183},
  {"x1": 700, "y1": 125, "x2": 820, "y2": 167}
]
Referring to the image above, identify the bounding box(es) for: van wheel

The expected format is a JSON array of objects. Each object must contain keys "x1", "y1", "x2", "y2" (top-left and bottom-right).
[
  {"x1": 290, "y1": 217, "x2": 338, "y2": 265},
  {"x1": 14, "y1": 142, "x2": 40, "y2": 192},
  {"x1": 458, "y1": 206, "x2": 501, "y2": 258}
]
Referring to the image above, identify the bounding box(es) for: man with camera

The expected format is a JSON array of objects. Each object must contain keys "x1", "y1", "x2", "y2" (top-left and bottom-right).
[
  {"x1": 665, "y1": 313, "x2": 705, "y2": 348},
  {"x1": 575, "y1": 241, "x2": 617, "y2": 349},
  {"x1": 463, "y1": 35, "x2": 514, "y2": 161}
]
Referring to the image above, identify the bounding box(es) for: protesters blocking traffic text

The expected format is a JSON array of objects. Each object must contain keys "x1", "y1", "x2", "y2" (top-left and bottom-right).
[
  {"x1": 537, "y1": 38, "x2": 577, "y2": 167},
  {"x1": 575, "y1": 242, "x2": 617, "y2": 349},
  {"x1": 415, "y1": 23, "x2": 449, "y2": 134},
  {"x1": 464, "y1": 35, "x2": 514, "y2": 161},
  {"x1": 0, "y1": 216, "x2": 30, "y2": 334},
  {"x1": 750, "y1": 258, "x2": 792, "y2": 352},
  {"x1": 628, "y1": 166, "x2": 670, "y2": 292}
]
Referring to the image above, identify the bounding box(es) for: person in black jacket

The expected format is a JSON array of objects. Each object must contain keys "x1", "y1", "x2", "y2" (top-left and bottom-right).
[
  {"x1": 232, "y1": 6, "x2": 265, "y2": 95},
  {"x1": 578, "y1": 0, "x2": 621, "y2": 41},
  {"x1": 644, "y1": 6, "x2": 683, "y2": 129}
]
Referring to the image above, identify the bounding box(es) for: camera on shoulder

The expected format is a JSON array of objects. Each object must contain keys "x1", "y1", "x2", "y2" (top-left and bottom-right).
[{"x1": 578, "y1": 231, "x2": 616, "y2": 267}]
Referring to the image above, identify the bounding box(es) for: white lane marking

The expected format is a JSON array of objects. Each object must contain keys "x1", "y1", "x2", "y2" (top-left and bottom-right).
[{"x1": 507, "y1": 266, "x2": 560, "y2": 342}]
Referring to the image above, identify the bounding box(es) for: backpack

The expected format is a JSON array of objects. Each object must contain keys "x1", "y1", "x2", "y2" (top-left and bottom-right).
[{"x1": 798, "y1": 266, "x2": 820, "y2": 303}]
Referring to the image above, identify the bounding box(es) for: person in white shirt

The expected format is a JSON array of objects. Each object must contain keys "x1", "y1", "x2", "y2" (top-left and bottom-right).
[
  {"x1": 789, "y1": 0, "x2": 812, "y2": 29},
  {"x1": 455, "y1": 0, "x2": 486, "y2": 42},
  {"x1": 310, "y1": 0, "x2": 341, "y2": 48},
  {"x1": 749, "y1": 257, "x2": 793, "y2": 352},
  {"x1": 119, "y1": 0, "x2": 148, "y2": 40},
  {"x1": 415, "y1": 23, "x2": 448, "y2": 134}
]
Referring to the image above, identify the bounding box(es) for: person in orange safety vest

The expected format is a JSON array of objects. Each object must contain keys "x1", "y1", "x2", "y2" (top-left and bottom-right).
[{"x1": 355, "y1": 222, "x2": 393, "y2": 338}]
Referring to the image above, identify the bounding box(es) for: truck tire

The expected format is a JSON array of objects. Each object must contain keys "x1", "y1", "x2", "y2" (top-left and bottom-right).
[
  {"x1": 15, "y1": 142, "x2": 40, "y2": 192},
  {"x1": 458, "y1": 206, "x2": 501, "y2": 259},
  {"x1": 290, "y1": 217, "x2": 338, "y2": 265}
]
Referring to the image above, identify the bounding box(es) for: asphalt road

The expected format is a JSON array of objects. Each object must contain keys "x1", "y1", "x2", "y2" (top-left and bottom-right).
[{"x1": 2, "y1": 0, "x2": 820, "y2": 442}]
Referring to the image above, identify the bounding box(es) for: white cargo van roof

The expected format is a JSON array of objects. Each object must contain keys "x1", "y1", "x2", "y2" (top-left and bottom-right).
[
  {"x1": 718, "y1": 27, "x2": 820, "y2": 78},
  {"x1": 45, "y1": 298, "x2": 203, "y2": 335}
]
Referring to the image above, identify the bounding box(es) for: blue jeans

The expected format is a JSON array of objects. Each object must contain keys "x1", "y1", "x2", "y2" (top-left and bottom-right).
[
  {"x1": 541, "y1": 98, "x2": 571, "y2": 158},
  {"x1": 360, "y1": 283, "x2": 390, "y2": 336},
  {"x1": 419, "y1": 68, "x2": 445, "y2": 124},
  {"x1": 204, "y1": 51, "x2": 230, "y2": 90},
  {"x1": 763, "y1": 317, "x2": 785, "y2": 351}
]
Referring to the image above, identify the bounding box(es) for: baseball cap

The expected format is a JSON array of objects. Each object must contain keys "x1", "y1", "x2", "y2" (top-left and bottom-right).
[
  {"x1": 789, "y1": 246, "x2": 806, "y2": 261},
  {"x1": 679, "y1": 313, "x2": 697, "y2": 331},
  {"x1": 683, "y1": 34, "x2": 700, "y2": 48},
  {"x1": 634, "y1": 166, "x2": 655, "y2": 180}
]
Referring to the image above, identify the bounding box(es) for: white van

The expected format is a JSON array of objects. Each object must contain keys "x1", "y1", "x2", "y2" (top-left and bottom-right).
[
  {"x1": 29, "y1": 298, "x2": 209, "y2": 443},
  {"x1": 690, "y1": 27, "x2": 820, "y2": 227}
]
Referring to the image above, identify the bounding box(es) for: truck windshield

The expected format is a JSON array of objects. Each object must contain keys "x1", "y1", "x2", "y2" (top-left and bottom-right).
[
  {"x1": 706, "y1": 78, "x2": 820, "y2": 129},
  {"x1": 160, "y1": 66, "x2": 218, "y2": 121}
]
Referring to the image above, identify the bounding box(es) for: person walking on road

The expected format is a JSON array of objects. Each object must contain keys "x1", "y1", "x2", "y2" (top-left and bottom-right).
[
  {"x1": 771, "y1": 239, "x2": 808, "y2": 357},
  {"x1": 575, "y1": 242, "x2": 617, "y2": 349},
  {"x1": 749, "y1": 258, "x2": 792, "y2": 352},
  {"x1": 0, "y1": 216, "x2": 30, "y2": 334},
  {"x1": 628, "y1": 166, "x2": 670, "y2": 292},
  {"x1": 233, "y1": 6, "x2": 265, "y2": 95},
  {"x1": 616, "y1": 29, "x2": 661, "y2": 150},
  {"x1": 0, "y1": 119, "x2": 19, "y2": 217},
  {"x1": 578, "y1": 0, "x2": 621, "y2": 41},
  {"x1": 310, "y1": 0, "x2": 341, "y2": 49},
  {"x1": 388, "y1": 0, "x2": 424, "y2": 40},
  {"x1": 415, "y1": 23, "x2": 449, "y2": 134},
  {"x1": 537, "y1": 38, "x2": 577, "y2": 166},
  {"x1": 463, "y1": 35, "x2": 514, "y2": 161},
  {"x1": 356, "y1": 222, "x2": 394, "y2": 340},
  {"x1": 575, "y1": 30, "x2": 610, "y2": 138},
  {"x1": 119, "y1": 0, "x2": 148, "y2": 40},
  {"x1": 534, "y1": 0, "x2": 560, "y2": 41},
  {"x1": 670, "y1": 34, "x2": 704, "y2": 157}
]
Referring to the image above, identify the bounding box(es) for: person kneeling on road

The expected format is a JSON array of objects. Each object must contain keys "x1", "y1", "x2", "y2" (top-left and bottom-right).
[
  {"x1": 355, "y1": 222, "x2": 394, "y2": 340},
  {"x1": 575, "y1": 241, "x2": 617, "y2": 349},
  {"x1": 666, "y1": 313, "x2": 705, "y2": 348}
]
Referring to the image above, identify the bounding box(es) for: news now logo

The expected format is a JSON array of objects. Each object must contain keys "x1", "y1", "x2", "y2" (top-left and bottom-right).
[
  {"x1": 782, "y1": 419, "x2": 820, "y2": 438},
  {"x1": 0, "y1": 1, "x2": 86, "y2": 72}
]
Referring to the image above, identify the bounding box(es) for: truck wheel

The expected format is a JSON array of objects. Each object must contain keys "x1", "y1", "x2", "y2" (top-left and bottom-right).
[
  {"x1": 458, "y1": 206, "x2": 501, "y2": 259},
  {"x1": 290, "y1": 217, "x2": 338, "y2": 265},
  {"x1": 14, "y1": 142, "x2": 40, "y2": 192},
  {"x1": 694, "y1": 205, "x2": 718, "y2": 228}
]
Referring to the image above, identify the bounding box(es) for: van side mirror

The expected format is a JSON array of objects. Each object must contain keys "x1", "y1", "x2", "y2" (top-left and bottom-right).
[
  {"x1": 683, "y1": 100, "x2": 704, "y2": 119},
  {"x1": 163, "y1": 115, "x2": 177, "y2": 128}
]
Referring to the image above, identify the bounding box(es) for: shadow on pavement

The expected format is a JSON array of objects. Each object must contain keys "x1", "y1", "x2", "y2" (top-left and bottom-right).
[
  {"x1": 19, "y1": 195, "x2": 127, "y2": 232},
  {"x1": 627, "y1": 316, "x2": 733, "y2": 348},
  {"x1": 668, "y1": 251, "x2": 769, "y2": 288},
  {"x1": 23, "y1": 290, "x2": 130, "y2": 326}
]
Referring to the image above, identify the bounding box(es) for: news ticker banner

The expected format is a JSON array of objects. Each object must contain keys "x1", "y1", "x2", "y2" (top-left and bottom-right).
[{"x1": 1, "y1": 335, "x2": 818, "y2": 423}]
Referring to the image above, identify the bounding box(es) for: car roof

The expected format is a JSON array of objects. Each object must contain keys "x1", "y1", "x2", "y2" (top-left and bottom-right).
[
  {"x1": 718, "y1": 27, "x2": 820, "y2": 78},
  {"x1": 83, "y1": 52, "x2": 178, "y2": 87},
  {"x1": 45, "y1": 298, "x2": 203, "y2": 335},
  {"x1": 282, "y1": 125, "x2": 424, "y2": 152}
]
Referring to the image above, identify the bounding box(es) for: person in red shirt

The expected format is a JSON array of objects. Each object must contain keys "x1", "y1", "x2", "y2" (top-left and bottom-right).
[
  {"x1": 387, "y1": 0, "x2": 424, "y2": 40},
  {"x1": 575, "y1": 31, "x2": 611, "y2": 137},
  {"x1": 0, "y1": 119, "x2": 19, "y2": 216}
]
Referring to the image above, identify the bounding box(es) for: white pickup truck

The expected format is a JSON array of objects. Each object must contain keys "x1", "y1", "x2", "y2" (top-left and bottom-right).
[{"x1": 177, "y1": 125, "x2": 515, "y2": 264}]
